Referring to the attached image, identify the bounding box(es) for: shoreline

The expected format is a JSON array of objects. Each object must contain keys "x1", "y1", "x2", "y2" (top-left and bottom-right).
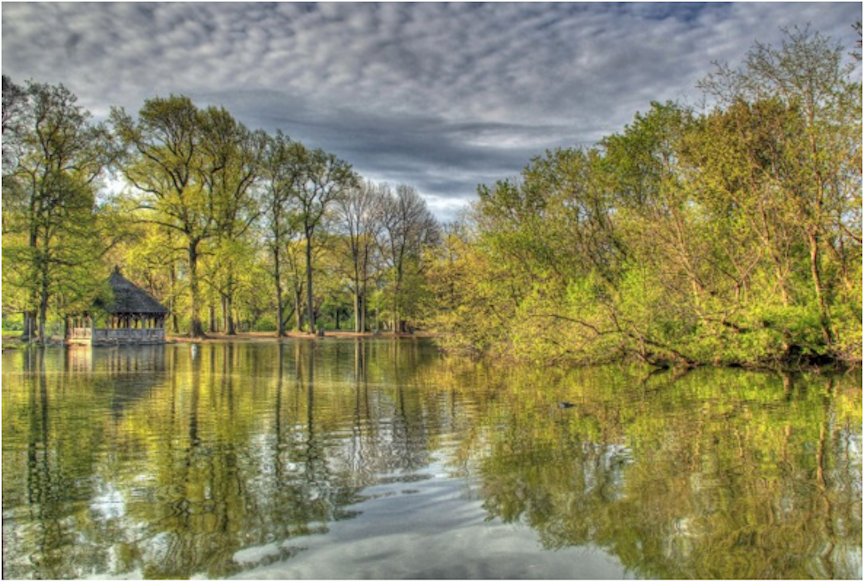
[
  {"x1": 1, "y1": 330, "x2": 439, "y2": 350},
  {"x1": 166, "y1": 331, "x2": 440, "y2": 343},
  {"x1": 3, "y1": 333, "x2": 858, "y2": 373}
]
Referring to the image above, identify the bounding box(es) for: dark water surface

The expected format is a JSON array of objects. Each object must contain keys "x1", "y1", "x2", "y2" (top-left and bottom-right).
[{"x1": 2, "y1": 339, "x2": 861, "y2": 579}]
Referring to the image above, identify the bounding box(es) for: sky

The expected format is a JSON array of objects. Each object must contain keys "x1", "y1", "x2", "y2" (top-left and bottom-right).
[{"x1": 3, "y1": 2, "x2": 861, "y2": 220}]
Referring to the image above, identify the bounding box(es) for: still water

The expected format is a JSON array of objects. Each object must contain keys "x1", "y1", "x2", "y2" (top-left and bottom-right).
[{"x1": 2, "y1": 339, "x2": 861, "y2": 579}]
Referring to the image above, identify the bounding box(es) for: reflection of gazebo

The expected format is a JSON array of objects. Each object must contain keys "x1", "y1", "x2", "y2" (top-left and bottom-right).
[{"x1": 67, "y1": 268, "x2": 169, "y2": 346}]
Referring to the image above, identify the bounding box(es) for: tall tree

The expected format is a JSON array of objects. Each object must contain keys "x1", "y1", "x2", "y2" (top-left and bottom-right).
[
  {"x1": 699, "y1": 26, "x2": 862, "y2": 347},
  {"x1": 2, "y1": 78, "x2": 114, "y2": 343},
  {"x1": 197, "y1": 107, "x2": 265, "y2": 335},
  {"x1": 260, "y1": 131, "x2": 305, "y2": 336},
  {"x1": 379, "y1": 184, "x2": 439, "y2": 333},
  {"x1": 112, "y1": 96, "x2": 263, "y2": 337},
  {"x1": 334, "y1": 180, "x2": 385, "y2": 332},
  {"x1": 291, "y1": 146, "x2": 357, "y2": 333}
]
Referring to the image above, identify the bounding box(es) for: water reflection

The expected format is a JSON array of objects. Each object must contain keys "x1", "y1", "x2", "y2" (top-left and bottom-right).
[
  {"x1": 464, "y1": 366, "x2": 863, "y2": 579},
  {"x1": 2, "y1": 341, "x2": 861, "y2": 579}
]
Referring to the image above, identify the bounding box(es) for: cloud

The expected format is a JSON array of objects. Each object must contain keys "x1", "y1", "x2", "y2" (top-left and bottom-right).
[{"x1": 3, "y1": 2, "x2": 860, "y2": 220}]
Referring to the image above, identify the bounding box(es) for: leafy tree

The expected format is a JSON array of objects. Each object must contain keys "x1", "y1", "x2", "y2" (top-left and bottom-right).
[
  {"x1": 197, "y1": 108, "x2": 266, "y2": 335},
  {"x1": 699, "y1": 26, "x2": 862, "y2": 347},
  {"x1": 2, "y1": 78, "x2": 114, "y2": 343},
  {"x1": 260, "y1": 131, "x2": 306, "y2": 336},
  {"x1": 111, "y1": 96, "x2": 263, "y2": 337},
  {"x1": 442, "y1": 27, "x2": 860, "y2": 368},
  {"x1": 290, "y1": 145, "x2": 357, "y2": 333}
]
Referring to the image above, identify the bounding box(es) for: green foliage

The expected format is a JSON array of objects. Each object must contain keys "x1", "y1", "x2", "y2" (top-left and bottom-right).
[
  {"x1": 111, "y1": 96, "x2": 270, "y2": 337},
  {"x1": 2, "y1": 26, "x2": 858, "y2": 363},
  {"x1": 2, "y1": 77, "x2": 114, "y2": 342},
  {"x1": 440, "y1": 28, "x2": 861, "y2": 369}
]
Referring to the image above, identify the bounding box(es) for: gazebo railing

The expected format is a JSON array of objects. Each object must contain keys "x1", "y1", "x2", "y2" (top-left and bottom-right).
[{"x1": 67, "y1": 327, "x2": 166, "y2": 344}]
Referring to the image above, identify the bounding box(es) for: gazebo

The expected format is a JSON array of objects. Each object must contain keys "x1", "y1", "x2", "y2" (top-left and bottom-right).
[{"x1": 67, "y1": 268, "x2": 169, "y2": 346}]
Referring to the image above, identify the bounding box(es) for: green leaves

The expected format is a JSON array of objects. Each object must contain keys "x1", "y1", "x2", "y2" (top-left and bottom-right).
[
  {"x1": 2, "y1": 77, "x2": 113, "y2": 342},
  {"x1": 444, "y1": 28, "x2": 861, "y2": 368}
]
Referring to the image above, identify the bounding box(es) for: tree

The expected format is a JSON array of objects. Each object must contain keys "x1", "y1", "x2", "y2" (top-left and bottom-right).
[
  {"x1": 334, "y1": 180, "x2": 385, "y2": 332},
  {"x1": 441, "y1": 27, "x2": 860, "y2": 367},
  {"x1": 378, "y1": 184, "x2": 439, "y2": 333},
  {"x1": 112, "y1": 96, "x2": 263, "y2": 337},
  {"x1": 2, "y1": 75, "x2": 27, "y2": 169},
  {"x1": 2, "y1": 78, "x2": 114, "y2": 343},
  {"x1": 699, "y1": 26, "x2": 862, "y2": 349},
  {"x1": 291, "y1": 146, "x2": 357, "y2": 333},
  {"x1": 197, "y1": 107, "x2": 265, "y2": 335},
  {"x1": 260, "y1": 131, "x2": 305, "y2": 336}
]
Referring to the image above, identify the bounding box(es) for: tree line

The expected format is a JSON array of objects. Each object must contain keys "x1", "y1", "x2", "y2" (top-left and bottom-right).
[
  {"x1": 3, "y1": 26, "x2": 861, "y2": 368},
  {"x1": 3, "y1": 87, "x2": 440, "y2": 341},
  {"x1": 432, "y1": 26, "x2": 861, "y2": 368}
]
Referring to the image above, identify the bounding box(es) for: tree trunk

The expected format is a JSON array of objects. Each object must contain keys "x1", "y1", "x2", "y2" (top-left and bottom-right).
[
  {"x1": 38, "y1": 293, "x2": 48, "y2": 345},
  {"x1": 169, "y1": 262, "x2": 180, "y2": 334},
  {"x1": 353, "y1": 292, "x2": 361, "y2": 333},
  {"x1": 226, "y1": 294, "x2": 236, "y2": 336},
  {"x1": 188, "y1": 242, "x2": 205, "y2": 337},
  {"x1": 24, "y1": 222, "x2": 39, "y2": 344},
  {"x1": 294, "y1": 289, "x2": 303, "y2": 332},
  {"x1": 209, "y1": 304, "x2": 218, "y2": 333},
  {"x1": 274, "y1": 248, "x2": 285, "y2": 337},
  {"x1": 21, "y1": 311, "x2": 35, "y2": 343},
  {"x1": 807, "y1": 229, "x2": 834, "y2": 345},
  {"x1": 305, "y1": 234, "x2": 315, "y2": 334},
  {"x1": 276, "y1": 291, "x2": 285, "y2": 336},
  {"x1": 221, "y1": 296, "x2": 228, "y2": 334},
  {"x1": 38, "y1": 257, "x2": 50, "y2": 344},
  {"x1": 391, "y1": 288, "x2": 400, "y2": 335}
]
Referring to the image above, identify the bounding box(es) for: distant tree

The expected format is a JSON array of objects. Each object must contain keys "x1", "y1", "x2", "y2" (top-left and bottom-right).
[
  {"x1": 2, "y1": 75, "x2": 27, "y2": 168},
  {"x1": 334, "y1": 180, "x2": 386, "y2": 332},
  {"x1": 379, "y1": 184, "x2": 439, "y2": 333}
]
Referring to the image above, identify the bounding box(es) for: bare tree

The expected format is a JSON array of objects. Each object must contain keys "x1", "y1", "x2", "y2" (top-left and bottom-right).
[
  {"x1": 334, "y1": 180, "x2": 386, "y2": 332},
  {"x1": 378, "y1": 184, "x2": 439, "y2": 333}
]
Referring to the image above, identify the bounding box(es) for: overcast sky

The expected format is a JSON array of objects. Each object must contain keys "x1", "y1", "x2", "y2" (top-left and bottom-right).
[{"x1": 3, "y1": 2, "x2": 861, "y2": 220}]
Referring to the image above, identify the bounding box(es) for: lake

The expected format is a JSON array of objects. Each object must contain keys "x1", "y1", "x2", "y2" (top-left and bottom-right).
[{"x1": 2, "y1": 339, "x2": 861, "y2": 579}]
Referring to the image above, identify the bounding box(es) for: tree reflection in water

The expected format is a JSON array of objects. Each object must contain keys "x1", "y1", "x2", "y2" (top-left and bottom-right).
[
  {"x1": 1, "y1": 341, "x2": 861, "y2": 579},
  {"x1": 468, "y1": 366, "x2": 862, "y2": 579}
]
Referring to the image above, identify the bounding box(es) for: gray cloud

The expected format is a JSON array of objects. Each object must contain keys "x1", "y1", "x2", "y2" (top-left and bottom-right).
[{"x1": 3, "y1": 2, "x2": 861, "y2": 221}]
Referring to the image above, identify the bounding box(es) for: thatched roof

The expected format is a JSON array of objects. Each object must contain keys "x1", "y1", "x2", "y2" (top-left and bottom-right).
[{"x1": 103, "y1": 269, "x2": 169, "y2": 315}]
